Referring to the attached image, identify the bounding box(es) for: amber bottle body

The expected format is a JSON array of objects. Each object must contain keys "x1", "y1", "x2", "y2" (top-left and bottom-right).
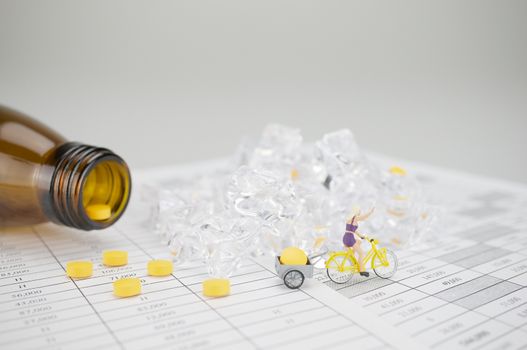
[{"x1": 0, "y1": 106, "x2": 131, "y2": 230}]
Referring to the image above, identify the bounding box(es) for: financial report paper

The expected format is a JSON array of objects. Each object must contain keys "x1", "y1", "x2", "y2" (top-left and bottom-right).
[
  {"x1": 136, "y1": 154, "x2": 527, "y2": 350},
  {"x1": 0, "y1": 163, "x2": 421, "y2": 350},
  {"x1": 319, "y1": 154, "x2": 527, "y2": 350}
]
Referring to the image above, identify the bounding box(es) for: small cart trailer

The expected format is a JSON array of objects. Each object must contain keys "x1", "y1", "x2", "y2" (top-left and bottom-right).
[{"x1": 275, "y1": 251, "x2": 325, "y2": 289}]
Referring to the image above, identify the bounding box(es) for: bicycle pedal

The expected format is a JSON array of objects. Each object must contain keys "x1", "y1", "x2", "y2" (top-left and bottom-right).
[{"x1": 359, "y1": 272, "x2": 370, "y2": 277}]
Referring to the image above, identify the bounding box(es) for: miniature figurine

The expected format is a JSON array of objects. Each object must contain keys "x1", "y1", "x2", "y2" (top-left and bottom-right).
[
  {"x1": 343, "y1": 207, "x2": 375, "y2": 277},
  {"x1": 326, "y1": 233, "x2": 398, "y2": 284}
]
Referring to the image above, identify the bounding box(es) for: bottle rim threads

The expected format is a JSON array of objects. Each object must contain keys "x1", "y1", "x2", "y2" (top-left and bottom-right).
[{"x1": 49, "y1": 142, "x2": 131, "y2": 230}]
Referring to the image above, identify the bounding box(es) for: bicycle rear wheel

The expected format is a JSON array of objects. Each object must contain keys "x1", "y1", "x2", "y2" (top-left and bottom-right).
[
  {"x1": 326, "y1": 254, "x2": 354, "y2": 284},
  {"x1": 372, "y1": 249, "x2": 398, "y2": 279}
]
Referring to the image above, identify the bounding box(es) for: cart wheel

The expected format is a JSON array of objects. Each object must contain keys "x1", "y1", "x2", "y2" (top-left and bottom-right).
[{"x1": 283, "y1": 270, "x2": 304, "y2": 289}]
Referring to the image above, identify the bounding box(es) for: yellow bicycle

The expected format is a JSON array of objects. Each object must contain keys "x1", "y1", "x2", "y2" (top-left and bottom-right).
[{"x1": 325, "y1": 235, "x2": 398, "y2": 283}]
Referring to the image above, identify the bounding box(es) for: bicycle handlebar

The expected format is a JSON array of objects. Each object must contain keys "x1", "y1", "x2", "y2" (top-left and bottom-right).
[{"x1": 360, "y1": 234, "x2": 377, "y2": 244}]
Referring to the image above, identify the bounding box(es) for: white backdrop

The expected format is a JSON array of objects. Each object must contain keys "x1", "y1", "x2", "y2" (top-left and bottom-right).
[{"x1": 1, "y1": 0, "x2": 526, "y2": 183}]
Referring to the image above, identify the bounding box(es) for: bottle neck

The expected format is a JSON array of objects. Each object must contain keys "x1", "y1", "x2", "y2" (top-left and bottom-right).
[{"x1": 48, "y1": 142, "x2": 131, "y2": 230}]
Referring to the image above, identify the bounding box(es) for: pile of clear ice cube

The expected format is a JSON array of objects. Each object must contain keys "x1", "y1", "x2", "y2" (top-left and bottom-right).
[{"x1": 144, "y1": 125, "x2": 439, "y2": 278}]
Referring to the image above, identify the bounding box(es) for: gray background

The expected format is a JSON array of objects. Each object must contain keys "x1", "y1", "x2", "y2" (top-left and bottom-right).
[{"x1": 1, "y1": 0, "x2": 526, "y2": 183}]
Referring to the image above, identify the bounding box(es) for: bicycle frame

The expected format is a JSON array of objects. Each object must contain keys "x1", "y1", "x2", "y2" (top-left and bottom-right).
[{"x1": 325, "y1": 238, "x2": 388, "y2": 272}]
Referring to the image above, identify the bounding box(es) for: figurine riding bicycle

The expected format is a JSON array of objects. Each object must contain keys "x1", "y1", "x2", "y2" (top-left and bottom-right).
[
  {"x1": 326, "y1": 207, "x2": 398, "y2": 283},
  {"x1": 276, "y1": 207, "x2": 398, "y2": 287}
]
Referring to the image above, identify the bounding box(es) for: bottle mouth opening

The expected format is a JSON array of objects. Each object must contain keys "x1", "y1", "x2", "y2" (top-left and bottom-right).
[
  {"x1": 81, "y1": 158, "x2": 131, "y2": 226},
  {"x1": 50, "y1": 143, "x2": 131, "y2": 230}
]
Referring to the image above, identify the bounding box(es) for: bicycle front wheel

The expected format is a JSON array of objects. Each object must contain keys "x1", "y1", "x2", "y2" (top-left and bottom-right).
[
  {"x1": 372, "y1": 249, "x2": 398, "y2": 279},
  {"x1": 326, "y1": 254, "x2": 354, "y2": 284}
]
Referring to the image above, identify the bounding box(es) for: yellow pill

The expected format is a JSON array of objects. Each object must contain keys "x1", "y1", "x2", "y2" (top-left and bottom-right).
[
  {"x1": 86, "y1": 204, "x2": 112, "y2": 221},
  {"x1": 103, "y1": 250, "x2": 128, "y2": 267},
  {"x1": 279, "y1": 247, "x2": 308, "y2": 265},
  {"x1": 202, "y1": 278, "x2": 230, "y2": 297},
  {"x1": 66, "y1": 261, "x2": 93, "y2": 278},
  {"x1": 290, "y1": 168, "x2": 299, "y2": 181},
  {"x1": 113, "y1": 278, "x2": 141, "y2": 297},
  {"x1": 389, "y1": 166, "x2": 407, "y2": 176},
  {"x1": 147, "y1": 260, "x2": 173, "y2": 276}
]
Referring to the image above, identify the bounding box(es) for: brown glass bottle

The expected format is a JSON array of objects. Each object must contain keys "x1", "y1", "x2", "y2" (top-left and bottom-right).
[{"x1": 0, "y1": 105, "x2": 131, "y2": 230}]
